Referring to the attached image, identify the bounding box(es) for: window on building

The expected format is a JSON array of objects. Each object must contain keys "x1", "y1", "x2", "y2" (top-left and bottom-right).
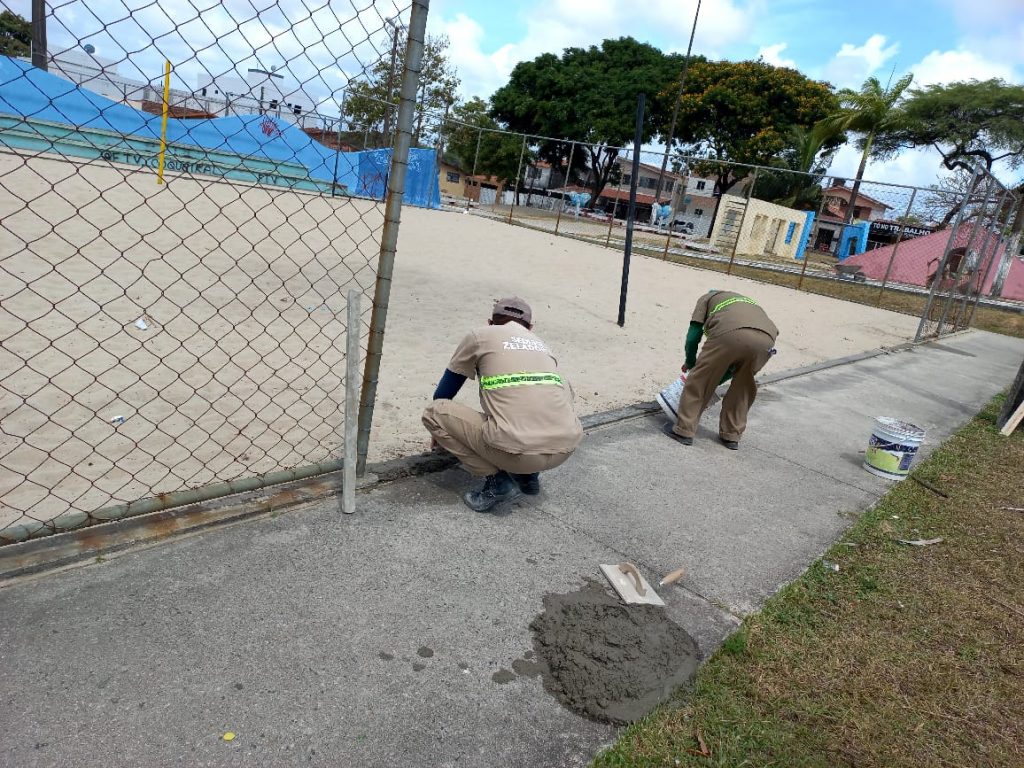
[
  {"x1": 694, "y1": 208, "x2": 704, "y2": 217},
  {"x1": 664, "y1": 180, "x2": 673, "y2": 193},
  {"x1": 526, "y1": 166, "x2": 543, "y2": 179},
  {"x1": 695, "y1": 180, "x2": 706, "y2": 190},
  {"x1": 201, "y1": 87, "x2": 207, "y2": 96},
  {"x1": 639, "y1": 177, "x2": 657, "y2": 189},
  {"x1": 446, "y1": 171, "x2": 461, "y2": 183},
  {"x1": 622, "y1": 174, "x2": 632, "y2": 185},
  {"x1": 784, "y1": 222, "x2": 797, "y2": 244},
  {"x1": 853, "y1": 206, "x2": 864, "y2": 218}
]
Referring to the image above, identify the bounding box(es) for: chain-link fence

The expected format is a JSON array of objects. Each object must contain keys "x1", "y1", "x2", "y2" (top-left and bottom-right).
[
  {"x1": 0, "y1": 0, "x2": 430, "y2": 542},
  {"x1": 410, "y1": 113, "x2": 1023, "y2": 337}
]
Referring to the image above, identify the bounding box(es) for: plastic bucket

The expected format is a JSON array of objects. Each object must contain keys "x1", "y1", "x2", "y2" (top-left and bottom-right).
[{"x1": 863, "y1": 417, "x2": 925, "y2": 480}]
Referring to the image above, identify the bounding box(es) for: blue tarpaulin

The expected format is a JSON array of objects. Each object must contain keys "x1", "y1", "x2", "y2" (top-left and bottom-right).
[{"x1": 0, "y1": 56, "x2": 440, "y2": 207}]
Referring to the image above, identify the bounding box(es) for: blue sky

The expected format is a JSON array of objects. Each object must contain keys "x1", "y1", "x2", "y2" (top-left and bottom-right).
[{"x1": 427, "y1": 0, "x2": 1024, "y2": 186}]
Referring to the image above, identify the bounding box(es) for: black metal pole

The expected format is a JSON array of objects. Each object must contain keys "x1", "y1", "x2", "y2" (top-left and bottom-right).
[
  {"x1": 617, "y1": 92, "x2": 645, "y2": 327},
  {"x1": 31, "y1": 0, "x2": 48, "y2": 71}
]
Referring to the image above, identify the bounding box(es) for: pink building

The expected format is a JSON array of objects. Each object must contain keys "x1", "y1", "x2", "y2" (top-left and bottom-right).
[{"x1": 843, "y1": 225, "x2": 1024, "y2": 301}]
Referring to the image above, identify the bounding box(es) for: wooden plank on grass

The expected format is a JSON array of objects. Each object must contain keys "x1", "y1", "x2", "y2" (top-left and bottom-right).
[{"x1": 1000, "y1": 399, "x2": 1024, "y2": 437}]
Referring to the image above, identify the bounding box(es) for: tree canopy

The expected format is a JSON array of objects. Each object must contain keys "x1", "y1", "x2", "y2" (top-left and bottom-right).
[
  {"x1": 878, "y1": 79, "x2": 1024, "y2": 174},
  {"x1": 816, "y1": 73, "x2": 913, "y2": 224},
  {"x1": 0, "y1": 10, "x2": 31, "y2": 58},
  {"x1": 343, "y1": 33, "x2": 460, "y2": 147},
  {"x1": 490, "y1": 37, "x2": 683, "y2": 204},
  {"x1": 445, "y1": 97, "x2": 530, "y2": 193},
  {"x1": 670, "y1": 59, "x2": 839, "y2": 195}
]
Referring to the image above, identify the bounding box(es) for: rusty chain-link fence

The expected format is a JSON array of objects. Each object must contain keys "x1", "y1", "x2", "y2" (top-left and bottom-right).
[{"x1": 1, "y1": 0, "x2": 430, "y2": 542}]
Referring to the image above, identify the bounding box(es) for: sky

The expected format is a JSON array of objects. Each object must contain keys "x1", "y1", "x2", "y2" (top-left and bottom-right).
[
  {"x1": 425, "y1": 0, "x2": 1024, "y2": 188},
  {"x1": 4, "y1": 0, "x2": 1023, "y2": 189}
]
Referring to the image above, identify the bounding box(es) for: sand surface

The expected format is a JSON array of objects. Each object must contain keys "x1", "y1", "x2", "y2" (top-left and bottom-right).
[{"x1": 0, "y1": 151, "x2": 920, "y2": 530}]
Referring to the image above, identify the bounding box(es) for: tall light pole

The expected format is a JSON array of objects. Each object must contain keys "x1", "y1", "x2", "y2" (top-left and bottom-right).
[
  {"x1": 652, "y1": 0, "x2": 701, "y2": 212},
  {"x1": 382, "y1": 15, "x2": 402, "y2": 147}
]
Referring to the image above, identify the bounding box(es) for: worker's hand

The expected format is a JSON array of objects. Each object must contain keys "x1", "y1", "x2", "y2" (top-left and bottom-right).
[{"x1": 680, "y1": 364, "x2": 689, "y2": 375}]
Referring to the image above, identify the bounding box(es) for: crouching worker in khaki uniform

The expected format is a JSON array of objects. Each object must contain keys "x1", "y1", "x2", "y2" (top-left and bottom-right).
[
  {"x1": 423, "y1": 297, "x2": 583, "y2": 513},
  {"x1": 664, "y1": 290, "x2": 778, "y2": 450}
]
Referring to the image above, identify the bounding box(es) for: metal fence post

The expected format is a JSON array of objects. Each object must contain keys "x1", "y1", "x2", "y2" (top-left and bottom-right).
[
  {"x1": 509, "y1": 133, "x2": 527, "y2": 223},
  {"x1": 618, "y1": 93, "x2": 645, "y2": 327},
  {"x1": 343, "y1": 290, "x2": 361, "y2": 514},
  {"x1": 605, "y1": 178, "x2": 620, "y2": 247},
  {"x1": 935, "y1": 175, "x2": 996, "y2": 336},
  {"x1": 875, "y1": 189, "x2": 917, "y2": 305},
  {"x1": 915, "y1": 167, "x2": 982, "y2": 342},
  {"x1": 957, "y1": 188, "x2": 1009, "y2": 330},
  {"x1": 797, "y1": 190, "x2": 829, "y2": 290},
  {"x1": 466, "y1": 127, "x2": 481, "y2": 210},
  {"x1": 554, "y1": 141, "x2": 575, "y2": 235},
  {"x1": 726, "y1": 168, "x2": 758, "y2": 275},
  {"x1": 356, "y1": 0, "x2": 429, "y2": 477}
]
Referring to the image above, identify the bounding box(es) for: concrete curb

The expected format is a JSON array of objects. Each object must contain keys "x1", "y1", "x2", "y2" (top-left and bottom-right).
[{"x1": 0, "y1": 333, "x2": 970, "y2": 581}]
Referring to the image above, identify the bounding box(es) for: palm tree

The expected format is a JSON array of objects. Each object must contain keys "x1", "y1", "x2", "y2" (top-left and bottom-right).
[{"x1": 817, "y1": 74, "x2": 914, "y2": 226}]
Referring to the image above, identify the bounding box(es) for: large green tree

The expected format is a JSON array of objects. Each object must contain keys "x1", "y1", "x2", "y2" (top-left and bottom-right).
[
  {"x1": 0, "y1": 10, "x2": 31, "y2": 58},
  {"x1": 817, "y1": 74, "x2": 914, "y2": 225},
  {"x1": 343, "y1": 33, "x2": 460, "y2": 147},
  {"x1": 669, "y1": 59, "x2": 839, "y2": 197},
  {"x1": 877, "y1": 79, "x2": 1024, "y2": 174},
  {"x1": 445, "y1": 97, "x2": 532, "y2": 201},
  {"x1": 751, "y1": 124, "x2": 843, "y2": 210},
  {"x1": 490, "y1": 37, "x2": 682, "y2": 205}
]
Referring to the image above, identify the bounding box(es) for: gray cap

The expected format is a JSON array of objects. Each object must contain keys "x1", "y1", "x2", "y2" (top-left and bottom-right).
[{"x1": 492, "y1": 296, "x2": 532, "y2": 324}]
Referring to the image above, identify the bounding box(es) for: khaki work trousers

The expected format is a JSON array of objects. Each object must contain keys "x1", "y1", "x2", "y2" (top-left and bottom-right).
[
  {"x1": 422, "y1": 400, "x2": 574, "y2": 477},
  {"x1": 673, "y1": 327, "x2": 775, "y2": 442}
]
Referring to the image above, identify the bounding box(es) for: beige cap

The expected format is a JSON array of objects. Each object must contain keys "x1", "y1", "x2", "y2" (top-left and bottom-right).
[{"x1": 492, "y1": 296, "x2": 532, "y2": 324}]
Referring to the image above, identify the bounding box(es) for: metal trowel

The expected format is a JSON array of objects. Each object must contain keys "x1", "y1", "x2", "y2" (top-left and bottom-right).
[{"x1": 600, "y1": 562, "x2": 665, "y2": 606}]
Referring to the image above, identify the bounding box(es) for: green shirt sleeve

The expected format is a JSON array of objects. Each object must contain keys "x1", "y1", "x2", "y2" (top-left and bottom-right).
[{"x1": 684, "y1": 322, "x2": 703, "y2": 368}]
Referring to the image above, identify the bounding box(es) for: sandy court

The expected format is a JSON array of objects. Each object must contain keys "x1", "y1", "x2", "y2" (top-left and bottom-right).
[
  {"x1": 0, "y1": 150, "x2": 920, "y2": 531},
  {"x1": 372, "y1": 207, "x2": 920, "y2": 462}
]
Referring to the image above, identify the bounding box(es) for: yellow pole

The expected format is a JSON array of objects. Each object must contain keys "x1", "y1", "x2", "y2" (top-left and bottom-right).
[{"x1": 156, "y1": 59, "x2": 171, "y2": 185}]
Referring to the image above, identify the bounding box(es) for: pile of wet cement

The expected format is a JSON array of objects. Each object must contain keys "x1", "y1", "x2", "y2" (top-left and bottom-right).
[{"x1": 528, "y1": 579, "x2": 700, "y2": 724}]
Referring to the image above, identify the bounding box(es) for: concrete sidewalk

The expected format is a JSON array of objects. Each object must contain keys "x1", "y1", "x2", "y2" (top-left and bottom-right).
[{"x1": 1, "y1": 330, "x2": 1021, "y2": 768}]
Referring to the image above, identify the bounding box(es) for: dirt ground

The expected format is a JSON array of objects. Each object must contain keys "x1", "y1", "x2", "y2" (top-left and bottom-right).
[{"x1": 0, "y1": 151, "x2": 920, "y2": 530}]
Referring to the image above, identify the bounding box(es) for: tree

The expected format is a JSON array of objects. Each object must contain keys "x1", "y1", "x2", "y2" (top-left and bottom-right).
[
  {"x1": 669, "y1": 59, "x2": 839, "y2": 198},
  {"x1": 878, "y1": 79, "x2": 1024, "y2": 174},
  {"x1": 343, "y1": 33, "x2": 460, "y2": 147},
  {"x1": 0, "y1": 10, "x2": 31, "y2": 58},
  {"x1": 490, "y1": 38, "x2": 682, "y2": 206},
  {"x1": 816, "y1": 74, "x2": 914, "y2": 225},
  {"x1": 445, "y1": 97, "x2": 532, "y2": 202},
  {"x1": 752, "y1": 125, "x2": 843, "y2": 210}
]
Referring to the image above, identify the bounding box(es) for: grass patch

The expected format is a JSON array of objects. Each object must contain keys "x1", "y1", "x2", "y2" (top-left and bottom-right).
[{"x1": 593, "y1": 395, "x2": 1024, "y2": 768}]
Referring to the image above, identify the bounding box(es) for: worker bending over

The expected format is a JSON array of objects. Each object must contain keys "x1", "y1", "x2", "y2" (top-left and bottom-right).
[
  {"x1": 664, "y1": 290, "x2": 778, "y2": 450},
  {"x1": 423, "y1": 297, "x2": 583, "y2": 513}
]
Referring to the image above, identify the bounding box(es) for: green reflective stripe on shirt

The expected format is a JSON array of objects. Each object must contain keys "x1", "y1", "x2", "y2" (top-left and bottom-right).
[
  {"x1": 710, "y1": 295, "x2": 758, "y2": 315},
  {"x1": 480, "y1": 372, "x2": 564, "y2": 390}
]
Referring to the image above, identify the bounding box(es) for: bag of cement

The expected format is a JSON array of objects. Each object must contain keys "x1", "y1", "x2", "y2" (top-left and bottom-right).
[{"x1": 656, "y1": 373, "x2": 686, "y2": 422}]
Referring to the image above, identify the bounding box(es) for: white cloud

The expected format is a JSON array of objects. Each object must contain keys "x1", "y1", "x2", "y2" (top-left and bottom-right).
[
  {"x1": 757, "y1": 43, "x2": 795, "y2": 68},
  {"x1": 823, "y1": 34, "x2": 899, "y2": 88},
  {"x1": 910, "y1": 49, "x2": 1018, "y2": 87},
  {"x1": 430, "y1": 0, "x2": 759, "y2": 100}
]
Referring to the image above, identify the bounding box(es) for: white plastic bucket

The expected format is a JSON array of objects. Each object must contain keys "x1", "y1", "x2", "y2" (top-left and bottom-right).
[{"x1": 863, "y1": 417, "x2": 925, "y2": 480}]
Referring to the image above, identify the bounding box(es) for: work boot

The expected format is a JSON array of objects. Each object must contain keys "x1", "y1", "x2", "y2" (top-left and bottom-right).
[
  {"x1": 662, "y1": 423, "x2": 693, "y2": 446},
  {"x1": 510, "y1": 472, "x2": 540, "y2": 495},
  {"x1": 720, "y1": 437, "x2": 740, "y2": 451},
  {"x1": 463, "y1": 471, "x2": 521, "y2": 513}
]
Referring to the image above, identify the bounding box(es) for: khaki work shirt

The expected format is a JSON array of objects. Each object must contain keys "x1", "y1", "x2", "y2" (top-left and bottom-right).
[
  {"x1": 692, "y1": 290, "x2": 779, "y2": 341},
  {"x1": 448, "y1": 323, "x2": 583, "y2": 455}
]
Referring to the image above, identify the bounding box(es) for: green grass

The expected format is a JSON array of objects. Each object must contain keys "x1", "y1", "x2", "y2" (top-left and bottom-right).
[{"x1": 593, "y1": 396, "x2": 1024, "y2": 768}]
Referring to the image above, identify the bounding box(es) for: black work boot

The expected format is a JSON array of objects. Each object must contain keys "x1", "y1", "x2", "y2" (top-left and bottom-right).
[
  {"x1": 463, "y1": 471, "x2": 521, "y2": 513},
  {"x1": 510, "y1": 472, "x2": 540, "y2": 495}
]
